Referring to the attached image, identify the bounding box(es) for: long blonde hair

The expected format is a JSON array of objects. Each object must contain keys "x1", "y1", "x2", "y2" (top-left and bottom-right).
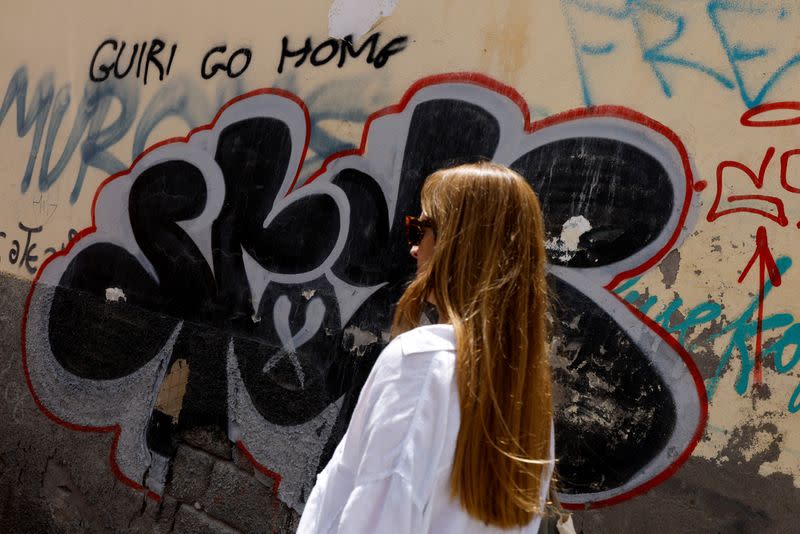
[{"x1": 392, "y1": 161, "x2": 553, "y2": 528}]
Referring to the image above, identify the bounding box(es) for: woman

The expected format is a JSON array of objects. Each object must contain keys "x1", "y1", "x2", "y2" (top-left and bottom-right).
[{"x1": 298, "y1": 161, "x2": 554, "y2": 533}]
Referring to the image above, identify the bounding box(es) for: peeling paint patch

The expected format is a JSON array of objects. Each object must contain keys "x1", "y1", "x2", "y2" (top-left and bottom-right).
[
  {"x1": 155, "y1": 359, "x2": 189, "y2": 424},
  {"x1": 566, "y1": 313, "x2": 582, "y2": 330},
  {"x1": 105, "y1": 287, "x2": 126, "y2": 302},
  {"x1": 302, "y1": 289, "x2": 317, "y2": 300},
  {"x1": 343, "y1": 325, "x2": 379, "y2": 356},
  {"x1": 741, "y1": 428, "x2": 779, "y2": 462},
  {"x1": 329, "y1": 0, "x2": 398, "y2": 40},
  {"x1": 696, "y1": 363, "x2": 800, "y2": 488},
  {"x1": 586, "y1": 371, "x2": 615, "y2": 393},
  {"x1": 545, "y1": 215, "x2": 592, "y2": 262},
  {"x1": 659, "y1": 249, "x2": 681, "y2": 289},
  {"x1": 759, "y1": 451, "x2": 800, "y2": 489}
]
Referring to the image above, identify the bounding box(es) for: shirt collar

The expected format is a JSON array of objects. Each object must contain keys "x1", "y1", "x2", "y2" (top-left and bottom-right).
[{"x1": 399, "y1": 324, "x2": 456, "y2": 356}]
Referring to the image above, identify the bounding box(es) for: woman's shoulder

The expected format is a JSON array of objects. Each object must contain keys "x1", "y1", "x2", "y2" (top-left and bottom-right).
[
  {"x1": 346, "y1": 324, "x2": 460, "y2": 483},
  {"x1": 393, "y1": 324, "x2": 455, "y2": 357},
  {"x1": 367, "y1": 324, "x2": 455, "y2": 389}
]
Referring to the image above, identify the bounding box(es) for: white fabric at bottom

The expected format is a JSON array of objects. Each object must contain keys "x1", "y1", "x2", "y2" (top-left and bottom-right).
[{"x1": 297, "y1": 324, "x2": 553, "y2": 533}]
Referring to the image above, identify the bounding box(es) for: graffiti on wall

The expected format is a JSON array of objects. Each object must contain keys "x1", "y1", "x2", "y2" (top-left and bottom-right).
[
  {"x1": 562, "y1": 0, "x2": 800, "y2": 108},
  {"x1": 85, "y1": 32, "x2": 409, "y2": 85},
  {"x1": 0, "y1": 223, "x2": 77, "y2": 275},
  {"x1": 616, "y1": 252, "x2": 800, "y2": 414},
  {"x1": 0, "y1": 66, "x2": 391, "y2": 204},
  {"x1": 628, "y1": 100, "x2": 800, "y2": 411},
  {"x1": 23, "y1": 73, "x2": 706, "y2": 510}
]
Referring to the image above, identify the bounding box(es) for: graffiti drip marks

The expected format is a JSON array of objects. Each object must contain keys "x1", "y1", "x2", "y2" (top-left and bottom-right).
[
  {"x1": 23, "y1": 73, "x2": 704, "y2": 511},
  {"x1": 511, "y1": 137, "x2": 674, "y2": 267}
]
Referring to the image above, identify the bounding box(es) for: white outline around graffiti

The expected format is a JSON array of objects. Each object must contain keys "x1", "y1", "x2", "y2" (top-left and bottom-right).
[{"x1": 26, "y1": 81, "x2": 701, "y2": 512}]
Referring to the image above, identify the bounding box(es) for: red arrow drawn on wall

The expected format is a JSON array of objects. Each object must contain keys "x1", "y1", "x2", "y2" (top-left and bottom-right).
[{"x1": 738, "y1": 225, "x2": 781, "y2": 386}]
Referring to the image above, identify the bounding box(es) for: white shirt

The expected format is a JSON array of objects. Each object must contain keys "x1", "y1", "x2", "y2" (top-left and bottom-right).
[{"x1": 297, "y1": 324, "x2": 553, "y2": 533}]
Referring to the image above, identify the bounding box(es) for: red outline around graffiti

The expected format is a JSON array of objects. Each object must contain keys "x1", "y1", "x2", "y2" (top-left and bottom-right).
[
  {"x1": 741, "y1": 101, "x2": 800, "y2": 128},
  {"x1": 20, "y1": 88, "x2": 308, "y2": 501},
  {"x1": 21, "y1": 72, "x2": 704, "y2": 510},
  {"x1": 597, "y1": 293, "x2": 709, "y2": 511},
  {"x1": 236, "y1": 441, "x2": 282, "y2": 534}
]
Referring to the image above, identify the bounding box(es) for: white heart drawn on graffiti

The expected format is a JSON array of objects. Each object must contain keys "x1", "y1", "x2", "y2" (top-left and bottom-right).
[{"x1": 263, "y1": 295, "x2": 326, "y2": 388}]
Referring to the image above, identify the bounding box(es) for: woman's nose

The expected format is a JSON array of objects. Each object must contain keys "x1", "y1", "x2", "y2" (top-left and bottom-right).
[{"x1": 410, "y1": 245, "x2": 419, "y2": 258}]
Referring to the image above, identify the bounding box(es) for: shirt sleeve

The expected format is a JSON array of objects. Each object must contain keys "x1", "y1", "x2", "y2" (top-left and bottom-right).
[
  {"x1": 327, "y1": 337, "x2": 443, "y2": 533},
  {"x1": 296, "y1": 437, "x2": 347, "y2": 533},
  {"x1": 299, "y1": 330, "x2": 456, "y2": 534},
  {"x1": 340, "y1": 337, "x2": 437, "y2": 479}
]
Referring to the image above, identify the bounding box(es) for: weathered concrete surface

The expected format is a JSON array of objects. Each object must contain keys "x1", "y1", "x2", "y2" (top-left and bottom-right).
[
  {"x1": 573, "y1": 455, "x2": 797, "y2": 534},
  {"x1": 0, "y1": 273, "x2": 298, "y2": 533}
]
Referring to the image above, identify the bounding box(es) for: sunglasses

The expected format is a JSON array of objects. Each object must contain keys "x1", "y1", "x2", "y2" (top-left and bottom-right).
[{"x1": 405, "y1": 215, "x2": 435, "y2": 247}]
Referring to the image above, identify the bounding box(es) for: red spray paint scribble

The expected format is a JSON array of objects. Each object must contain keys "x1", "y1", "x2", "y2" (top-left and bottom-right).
[
  {"x1": 707, "y1": 147, "x2": 789, "y2": 226},
  {"x1": 706, "y1": 102, "x2": 800, "y2": 388},
  {"x1": 737, "y1": 226, "x2": 782, "y2": 385},
  {"x1": 709, "y1": 102, "x2": 800, "y2": 227},
  {"x1": 780, "y1": 148, "x2": 800, "y2": 193},
  {"x1": 740, "y1": 101, "x2": 800, "y2": 128}
]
